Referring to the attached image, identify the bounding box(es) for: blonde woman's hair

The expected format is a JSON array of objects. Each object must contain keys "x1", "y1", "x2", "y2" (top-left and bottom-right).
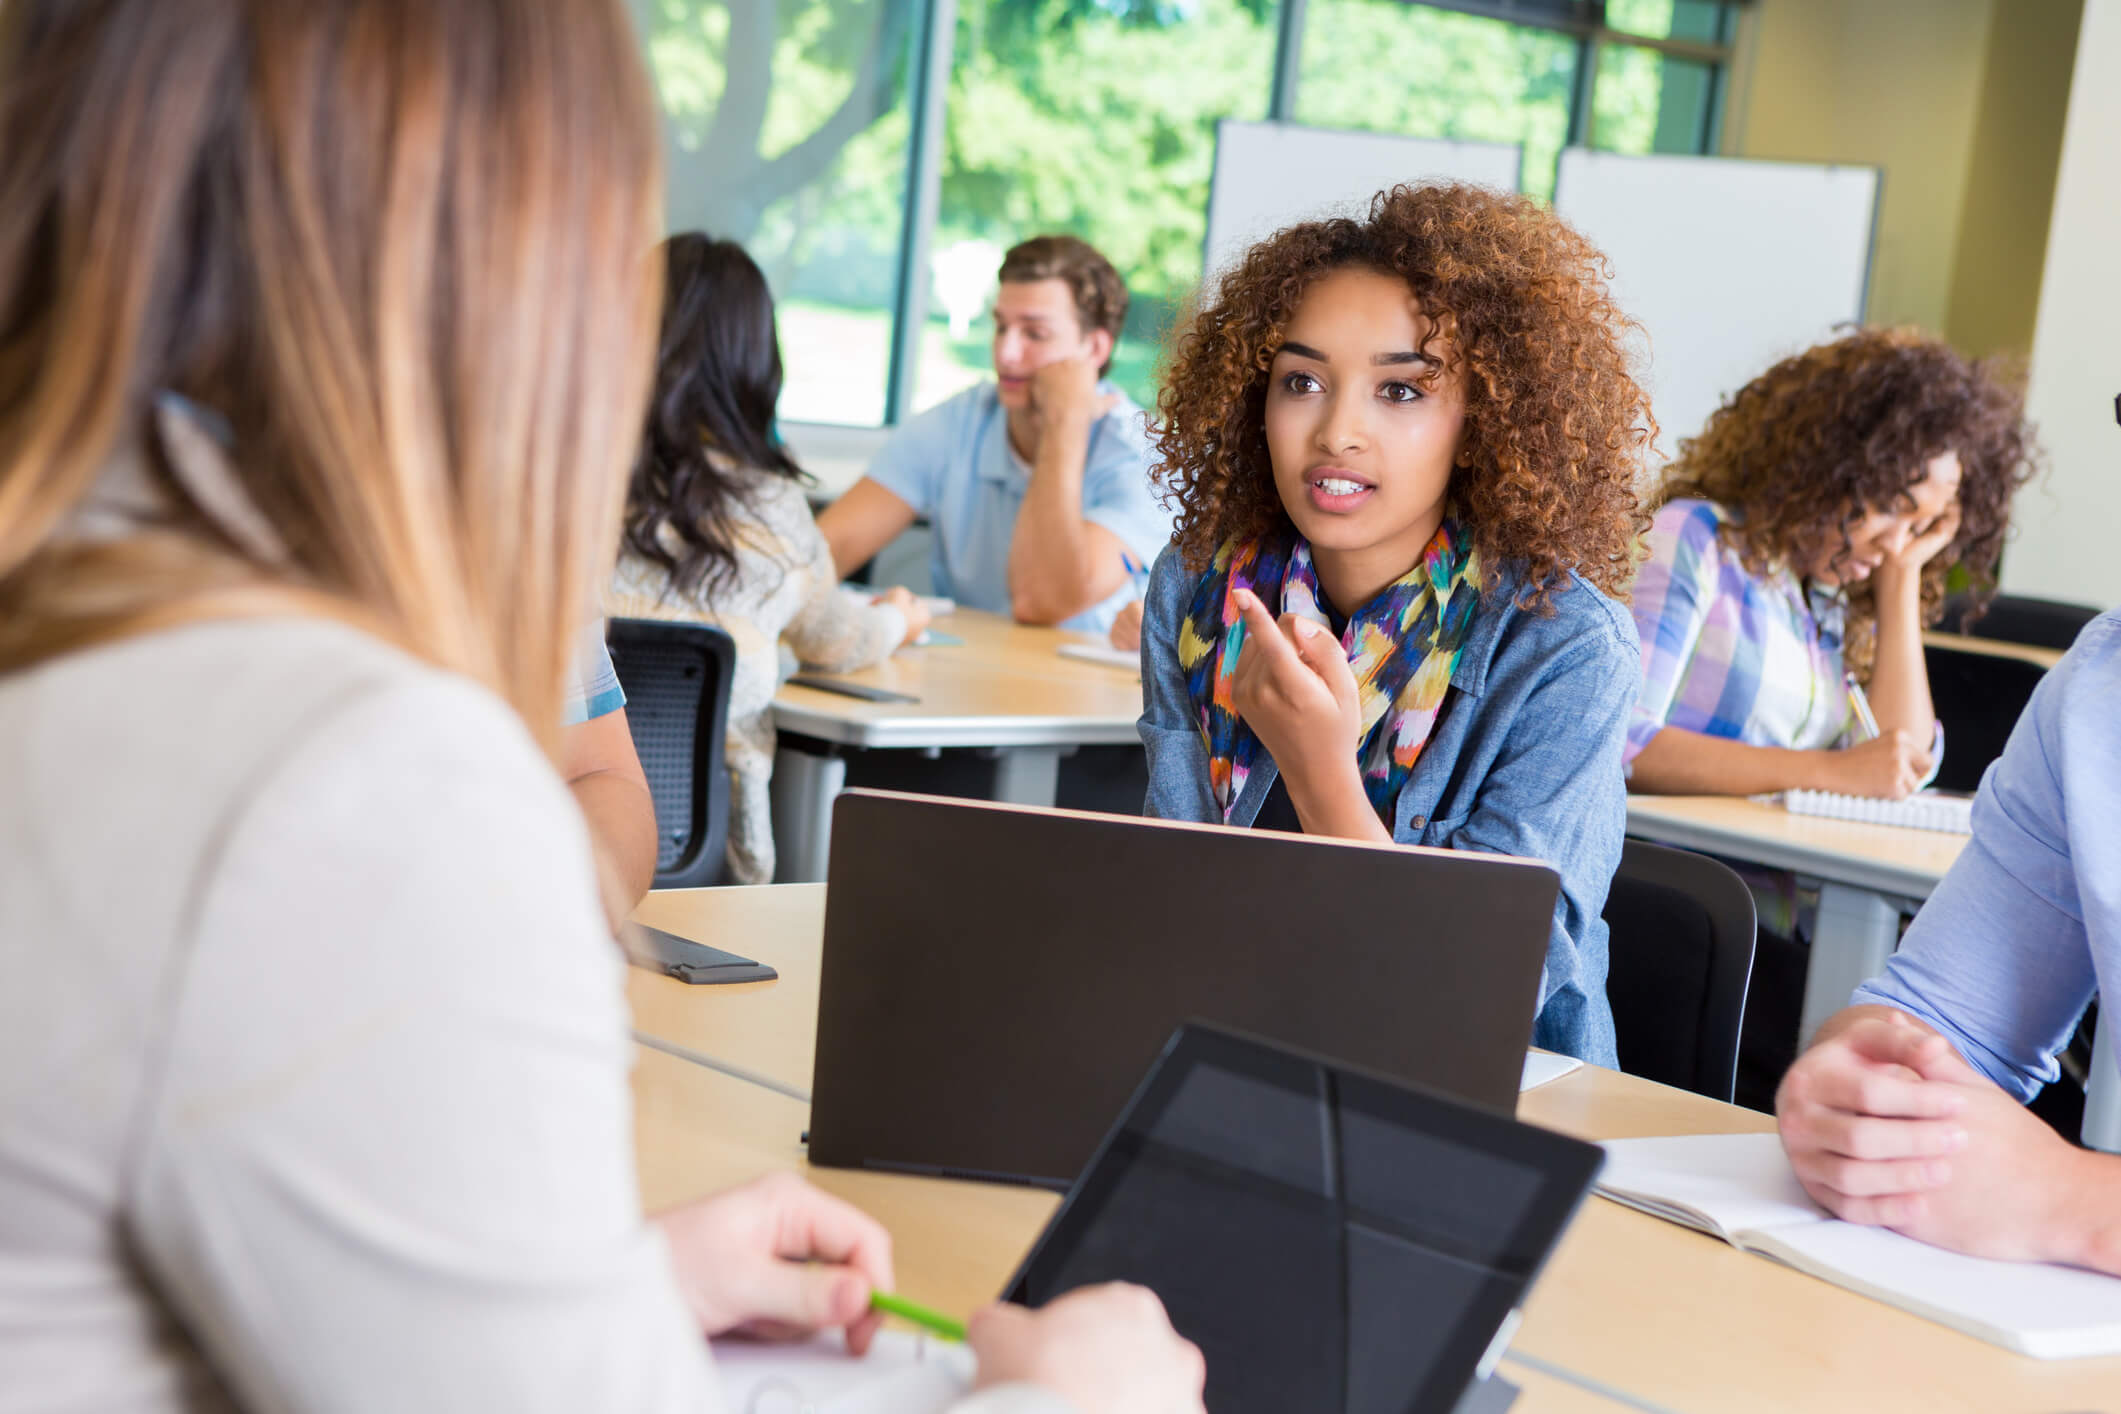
[{"x1": 0, "y1": 0, "x2": 664, "y2": 756}]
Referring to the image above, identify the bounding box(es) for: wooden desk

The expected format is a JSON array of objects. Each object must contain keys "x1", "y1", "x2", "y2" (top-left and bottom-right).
[
  {"x1": 1922, "y1": 629, "x2": 2066, "y2": 672},
  {"x1": 1625, "y1": 795, "x2": 1966, "y2": 1041},
  {"x1": 633, "y1": 1046, "x2": 1637, "y2": 1412},
  {"x1": 767, "y1": 608, "x2": 1143, "y2": 881},
  {"x1": 630, "y1": 885, "x2": 822, "y2": 1098},
  {"x1": 628, "y1": 886, "x2": 2121, "y2": 1412}
]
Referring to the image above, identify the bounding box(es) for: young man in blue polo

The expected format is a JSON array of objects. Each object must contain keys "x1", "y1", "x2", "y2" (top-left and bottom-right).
[{"x1": 819, "y1": 235, "x2": 1163, "y2": 634}]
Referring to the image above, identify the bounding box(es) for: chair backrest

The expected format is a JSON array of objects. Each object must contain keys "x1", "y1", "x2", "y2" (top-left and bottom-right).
[
  {"x1": 1923, "y1": 643, "x2": 2048, "y2": 793},
  {"x1": 1603, "y1": 839, "x2": 1757, "y2": 1103},
  {"x1": 605, "y1": 618, "x2": 737, "y2": 889},
  {"x1": 1941, "y1": 592, "x2": 2100, "y2": 651}
]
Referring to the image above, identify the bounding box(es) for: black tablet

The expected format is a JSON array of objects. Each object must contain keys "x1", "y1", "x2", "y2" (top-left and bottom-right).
[{"x1": 1003, "y1": 1023, "x2": 1603, "y2": 1414}]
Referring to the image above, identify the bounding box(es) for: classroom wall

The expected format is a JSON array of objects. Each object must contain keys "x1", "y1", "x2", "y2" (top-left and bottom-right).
[
  {"x1": 1943, "y1": 1, "x2": 2082, "y2": 361},
  {"x1": 2000, "y1": 0, "x2": 2121, "y2": 610},
  {"x1": 1721, "y1": 0, "x2": 1995, "y2": 337}
]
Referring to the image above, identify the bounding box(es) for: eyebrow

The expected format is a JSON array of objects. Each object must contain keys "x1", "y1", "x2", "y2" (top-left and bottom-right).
[{"x1": 1279, "y1": 340, "x2": 1438, "y2": 368}]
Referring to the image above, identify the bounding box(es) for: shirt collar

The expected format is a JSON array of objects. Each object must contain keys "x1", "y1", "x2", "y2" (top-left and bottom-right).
[{"x1": 974, "y1": 379, "x2": 1115, "y2": 485}]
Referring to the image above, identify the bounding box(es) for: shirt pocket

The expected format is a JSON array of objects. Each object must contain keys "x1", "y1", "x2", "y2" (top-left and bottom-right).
[{"x1": 1401, "y1": 803, "x2": 1469, "y2": 848}]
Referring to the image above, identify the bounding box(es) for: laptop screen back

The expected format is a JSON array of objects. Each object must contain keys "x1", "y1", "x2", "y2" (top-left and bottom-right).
[
  {"x1": 1005, "y1": 1025, "x2": 1603, "y2": 1414},
  {"x1": 809, "y1": 791, "x2": 1560, "y2": 1187}
]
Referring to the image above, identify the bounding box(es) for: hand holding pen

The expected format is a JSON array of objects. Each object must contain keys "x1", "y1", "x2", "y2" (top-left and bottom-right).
[{"x1": 1826, "y1": 671, "x2": 1929, "y2": 799}]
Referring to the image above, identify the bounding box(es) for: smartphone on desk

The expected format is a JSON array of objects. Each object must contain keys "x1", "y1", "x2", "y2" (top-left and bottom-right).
[{"x1": 624, "y1": 925, "x2": 778, "y2": 985}]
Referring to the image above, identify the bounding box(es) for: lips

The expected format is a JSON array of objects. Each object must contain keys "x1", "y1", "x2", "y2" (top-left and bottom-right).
[{"x1": 1305, "y1": 466, "x2": 1377, "y2": 514}]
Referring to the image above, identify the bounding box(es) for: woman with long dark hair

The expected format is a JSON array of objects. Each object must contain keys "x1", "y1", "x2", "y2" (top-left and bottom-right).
[{"x1": 611, "y1": 234, "x2": 927, "y2": 884}]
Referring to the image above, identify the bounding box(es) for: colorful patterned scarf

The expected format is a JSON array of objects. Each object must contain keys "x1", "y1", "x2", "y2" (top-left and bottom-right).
[{"x1": 1177, "y1": 521, "x2": 1480, "y2": 823}]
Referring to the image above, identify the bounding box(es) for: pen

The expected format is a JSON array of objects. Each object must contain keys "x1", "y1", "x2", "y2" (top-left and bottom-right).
[
  {"x1": 1120, "y1": 550, "x2": 1148, "y2": 594},
  {"x1": 1844, "y1": 672, "x2": 1880, "y2": 742},
  {"x1": 869, "y1": 1290, "x2": 966, "y2": 1342}
]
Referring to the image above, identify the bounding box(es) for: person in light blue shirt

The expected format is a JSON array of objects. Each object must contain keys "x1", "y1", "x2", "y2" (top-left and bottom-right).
[
  {"x1": 817, "y1": 235, "x2": 1165, "y2": 634},
  {"x1": 1777, "y1": 607, "x2": 2121, "y2": 1273}
]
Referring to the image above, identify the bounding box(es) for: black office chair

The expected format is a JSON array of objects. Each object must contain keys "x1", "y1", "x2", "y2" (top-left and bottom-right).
[
  {"x1": 1603, "y1": 840, "x2": 1757, "y2": 1104},
  {"x1": 606, "y1": 618, "x2": 736, "y2": 889},
  {"x1": 1922, "y1": 641, "x2": 2047, "y2": 793},
  {"x1": 1941, "y1": 592, "x2": 2100, "y2": 651}
]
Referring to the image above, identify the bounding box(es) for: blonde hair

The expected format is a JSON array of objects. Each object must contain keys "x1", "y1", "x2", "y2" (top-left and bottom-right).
[{"x1": 0, "y1": 0, "x2": 663, "y2": 756}]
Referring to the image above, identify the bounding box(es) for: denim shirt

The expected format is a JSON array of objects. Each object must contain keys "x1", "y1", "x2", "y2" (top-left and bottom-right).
[{"x1": 1137, "y1": 543, "x2": 1638, "y2": 1065}]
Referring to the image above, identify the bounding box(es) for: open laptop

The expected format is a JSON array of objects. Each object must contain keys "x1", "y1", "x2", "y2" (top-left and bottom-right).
[
  {"x1": 808, "y1": 791, "x2": 1561, "y2": 1187},
  {"x1": 1001, "y1": 1021, "x2": 1594, "y2": 1414},
  {"x1": 1005, "y1": 1022, "x2": 1603, "y2": 1414}
]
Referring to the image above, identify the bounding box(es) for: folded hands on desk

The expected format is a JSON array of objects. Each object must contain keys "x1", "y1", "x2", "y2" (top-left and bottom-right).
[{"x1": 1776, "y1": 1008, "x2": 2121, "y2": 1273}]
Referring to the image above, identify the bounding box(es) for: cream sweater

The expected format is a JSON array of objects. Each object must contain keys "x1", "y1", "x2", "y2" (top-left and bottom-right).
[
  {"x1": 609, "y1": 470, "x2": 905, "y2": 884},
  {"x1": 0, "y1": 617, "x2": 1059, "y2": 1414}
]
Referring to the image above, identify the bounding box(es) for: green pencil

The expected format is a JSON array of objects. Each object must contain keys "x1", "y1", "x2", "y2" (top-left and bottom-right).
[{"x1": 869, "y1": 1290, "x2": 966, "y2": 1342}]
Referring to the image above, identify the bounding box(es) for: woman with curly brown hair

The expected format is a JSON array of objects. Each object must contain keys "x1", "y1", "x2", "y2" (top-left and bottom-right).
[
  {"x1": 1626, "y1": 329, "x2": 2036, "y2": 801},
  {"x1": 1136, "y1": 183, "x2": 1653, "y2": 1064}
]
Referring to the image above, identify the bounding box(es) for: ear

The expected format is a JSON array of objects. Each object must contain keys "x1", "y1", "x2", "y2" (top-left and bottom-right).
[{"x1": 1085, "y1": 326, "x2": 1115, "y2": 371}]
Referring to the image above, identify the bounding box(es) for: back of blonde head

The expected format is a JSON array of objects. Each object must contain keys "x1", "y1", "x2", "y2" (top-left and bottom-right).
[{"x1": 0, "y1": 0, "x2": 663, "y2": 755}]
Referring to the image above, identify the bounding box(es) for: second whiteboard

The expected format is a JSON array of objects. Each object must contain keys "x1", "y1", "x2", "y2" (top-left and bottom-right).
[{"x1": 1554, "y1": 149, "x2": 1880, "y2": 459}]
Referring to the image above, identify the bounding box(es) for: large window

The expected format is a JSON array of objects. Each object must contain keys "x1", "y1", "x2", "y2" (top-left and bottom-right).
[
  {"x1": 919, "y1": 0, "x2": 1277, "y2": 411},
  {"x1": 637, "y1": 0, "x2": 1738, "y2": 427},
  {"x1": 1294, "y1": 3, "x2": 1579, "y2": 200},
  {"x1": 636, "y1": 0, "x2": 922, "y2": 425}
]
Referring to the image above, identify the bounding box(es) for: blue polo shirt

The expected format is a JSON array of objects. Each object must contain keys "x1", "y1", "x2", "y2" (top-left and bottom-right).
[{"x1": 865, "y1": 381, "x2": 1166, "y2": 633}]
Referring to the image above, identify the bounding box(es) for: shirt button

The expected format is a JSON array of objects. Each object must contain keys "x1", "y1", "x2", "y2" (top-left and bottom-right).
[{"x1": 1412, "y1": 814, "x2": 1428, "y2": 830}]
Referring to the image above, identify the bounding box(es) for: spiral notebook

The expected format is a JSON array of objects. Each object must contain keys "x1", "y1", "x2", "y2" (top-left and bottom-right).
[{"x1": 1780, "y1": 788, "x2": 1973, "y2": 834}]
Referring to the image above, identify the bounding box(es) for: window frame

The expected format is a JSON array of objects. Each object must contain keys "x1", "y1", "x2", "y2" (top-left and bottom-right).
[{"x1": 778, "y1": 0, "x2": 1740, "y2": 427}]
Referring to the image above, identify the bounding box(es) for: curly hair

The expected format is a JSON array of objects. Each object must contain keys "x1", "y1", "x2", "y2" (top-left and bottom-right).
[
  {"x1": 1152, "y1": 183, "x2": 1654, "y2": 606},
  {"x1": 1656, "y1": 328, "x2": 2037, "y2": 677}
]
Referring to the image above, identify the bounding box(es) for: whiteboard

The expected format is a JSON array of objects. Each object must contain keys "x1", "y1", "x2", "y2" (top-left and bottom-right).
[
  {"x1": 1204, "y1": 120, "x2": 1522, "y2": 282},
  {"x1": 1554, "y1": 150, "x2": 1879, "y2": 460}
]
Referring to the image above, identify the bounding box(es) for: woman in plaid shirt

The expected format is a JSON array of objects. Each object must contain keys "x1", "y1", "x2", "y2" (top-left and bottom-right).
[{"x1": 1625, "y1": 329, "x2": 2035, "y2": 802}]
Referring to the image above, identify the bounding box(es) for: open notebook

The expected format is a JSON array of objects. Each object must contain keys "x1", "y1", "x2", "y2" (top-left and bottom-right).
[
  {"x1": 1781, "y1": 788, "x2": 1972, "y2": 834},
  {"x1": 1599, "y1": 1133, "x2": 2121, "y2": 1358},
  {"x1": 713, "y1": 1331, "x2": 972, "y2": 1413}
]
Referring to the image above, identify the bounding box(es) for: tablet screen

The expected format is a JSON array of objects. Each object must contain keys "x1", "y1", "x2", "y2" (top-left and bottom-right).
[{"x1": 1005, "y1": 1027, "x2": 1600, "y2": 1414}]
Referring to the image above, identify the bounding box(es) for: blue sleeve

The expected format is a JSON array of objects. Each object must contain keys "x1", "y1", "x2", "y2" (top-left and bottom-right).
[
  {"x1": 1079, "y1": 407, "x2": 1170, "y2": 565},
  {"x1": 1438, "y1": 602, "x2": 1636, "y2": 1066},
  {"x1": 1137, "y1": 544, "x2": 1219, "y2": 823},
  {"x1": 562, "y1": 624, "x2": 625, "y2": 726},
  {"x1": 862, "y1": 396, "x2": 958, "y2": 519},
  {"x1": 1853, "y1": 623, "x2": 2113, "y2": 1101}
]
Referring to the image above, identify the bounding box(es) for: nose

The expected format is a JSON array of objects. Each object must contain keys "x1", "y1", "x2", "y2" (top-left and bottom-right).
[
  {"x1": 994, "y1": 329, "x2": 1022, "y2": 367},
  {"x1": 1316, "y1": 386, "x2": 1368, "y2": 455}
]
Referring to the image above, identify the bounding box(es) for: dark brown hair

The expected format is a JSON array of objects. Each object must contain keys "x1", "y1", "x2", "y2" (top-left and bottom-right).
[
  {"x1": 1656, "y1": 327, "x2": 2036, "y2": 677},
  {"x1": 625, "y1": 234, "x2": 807, "y2": 603},
  {"x1": 999, "y1": 234, "x2": 1129, "y2": 375},
  {"x1": 1152, "y1": 182, "x2": 1653, "y2": 605}
]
